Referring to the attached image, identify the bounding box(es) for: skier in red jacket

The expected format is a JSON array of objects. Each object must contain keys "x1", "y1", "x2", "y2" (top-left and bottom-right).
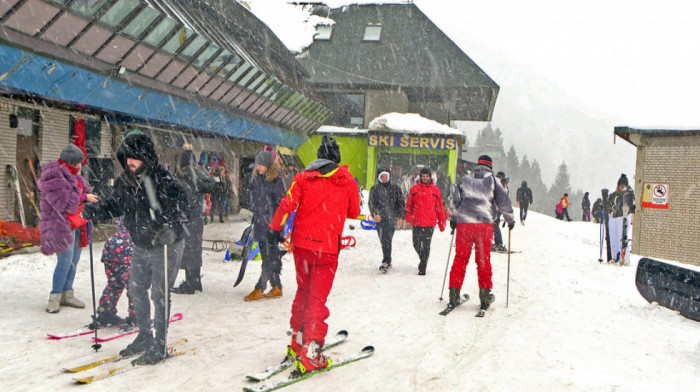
[
  {"x1": 268, "y1": 135, "x2": 360, "y2": 374},
  {"x1": 405, "y1": 167, "x2": 446, "y2": 275}
]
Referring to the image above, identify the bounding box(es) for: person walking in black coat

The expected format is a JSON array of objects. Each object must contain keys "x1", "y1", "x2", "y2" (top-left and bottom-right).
[
  {"x1": 244, "y1": 151, "x2": 286, "y2": 301},
  {"x1": 581, "y1": 192, "x2": 591, "y2": 222},
  {"x1": 592, "y1": 198, "x2": 603, "y2": 223},
  {"x1": 173, "y1": 145, "x2": 215, "y2": 294},
  {"x1": 83, "y1": 131, "x2": 189, "y2": 365},
  {"x1": 516, "y1": 181, "x2": 533, "y2": 225},
  {"x1": 368, "y1": 168, "x2": 405, "y2": 272}
]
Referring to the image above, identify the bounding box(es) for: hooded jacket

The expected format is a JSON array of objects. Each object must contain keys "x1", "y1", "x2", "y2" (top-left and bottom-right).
[
  {"x1": 451, "y1": 167, "x2": 515, "y2": 225},
  {"x1": 368, "y1": 169, "x2": 404, "y2": 222},
  {"x1": 406, "y1": 179, "x2": 446, "y2": 230},
  {"x1": 516, "y1": 181, "x2": 533, "y2": 205},
  {"x1": 269, "y1": 159, "x2": 360, "y2": 255},
  {"x1": 88, "y1": 133, "x2": 189, "y2": 249}
]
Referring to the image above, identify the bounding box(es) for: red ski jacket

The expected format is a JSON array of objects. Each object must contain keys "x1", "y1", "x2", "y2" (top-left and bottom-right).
[
  {"x1": 270, "y1": 163, "x2": 360, "y2": 255},
  {"x1": 405, "y1": 181, "x2": 446, "y2": 231}
]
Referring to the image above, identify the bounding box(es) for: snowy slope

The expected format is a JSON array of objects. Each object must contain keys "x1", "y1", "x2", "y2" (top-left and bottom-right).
[{"x1": 0, "y1": 209, "x2": 698, "y2": 391}]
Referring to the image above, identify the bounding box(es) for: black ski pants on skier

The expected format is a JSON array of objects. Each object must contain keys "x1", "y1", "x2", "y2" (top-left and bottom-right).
[
  {"x1": 520, "y1": 204, "x2": 529, "y2": 223},
  {"x1": 255, "y1": 239, "x2": 282, "y2": 290},
  {"x1": 412, "y1": 226, "x2": 435, "y2": 274},
  {"x1": 376, "y1": 219, "x2": 396, "y2": 265},
  {"x1": 493, "y1": 213, "x2": 503, "y2": 246}
]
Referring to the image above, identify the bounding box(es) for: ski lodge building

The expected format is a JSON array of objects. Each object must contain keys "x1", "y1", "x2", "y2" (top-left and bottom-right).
[
  {"x1": 293, "y1": 3, "x2": 498, "y2": 189},
  {"x1": 0, "y1": 0, "x2": 328, "y2": 229},
  {"x1": 614, "y1": 126, "x2": 700, "y2": 267}
]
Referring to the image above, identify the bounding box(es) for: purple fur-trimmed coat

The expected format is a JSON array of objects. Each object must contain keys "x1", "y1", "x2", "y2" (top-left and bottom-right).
[{"x1": 38, "y1": 161, "x2": 90, "y2": 255}]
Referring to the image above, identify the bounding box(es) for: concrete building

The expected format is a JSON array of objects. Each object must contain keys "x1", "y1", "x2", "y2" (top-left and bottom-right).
[{"x1": 614, "y1": 126, "x2": 700, "y2": 267}]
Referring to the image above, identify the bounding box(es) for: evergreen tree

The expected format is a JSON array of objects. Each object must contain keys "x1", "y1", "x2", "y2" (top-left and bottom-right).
[
  {"x1": 520, "y1": 155, "x2": 532, "y2": 183},
  {"x1": 505, "y1": 145, "x2": 519, "y2": 181},
  {"x1": 528, "y1": 159, "x2": 547, "y2": 212},
  {"x1": 551, "y1": 161, "x2": 572, "y2": 197}
]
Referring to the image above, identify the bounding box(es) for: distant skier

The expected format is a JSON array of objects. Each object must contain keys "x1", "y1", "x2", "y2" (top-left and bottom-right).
[
  {"x1": 368, "y1": 168, "x2": 405, "y2": 272},
  {"x1": 608, "y1": 174, "x2": 635, "y2": 264},
  {"x1": 446, "y1": 155, "x2": 515, "y2": 313},
  {"x1": 581, "y1": 192, "x2": 591, "y2": 222},
  {"x1": 405, "y1": 167, "x2": 446, "y2": 275},
  {"x1": 560, "y1": 193, "x2": 572, "y2": 221},
  {"x1": 592, "y1": 197, "x2": 603, "y2": 224},
  {"x1": 516, "y1": 180, "x2": 533, "y2": 225},
  {"x1": 268, "y1": 135, "x2": 360, "y2": 374},
  {"x1": 492, "y1": 171, "x2": 509, "y2": 251},
  {"x1": 244, "y1": 150, "x2": 286, "y2": 301}
]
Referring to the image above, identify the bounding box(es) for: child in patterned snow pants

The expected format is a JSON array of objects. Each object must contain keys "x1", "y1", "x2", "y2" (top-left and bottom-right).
[{"x1": 94, "y1": 220, "x2": 136, "y2": 327}]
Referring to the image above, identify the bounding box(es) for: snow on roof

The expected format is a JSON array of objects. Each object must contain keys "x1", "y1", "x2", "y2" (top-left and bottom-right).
[
  {"x1": 316, "y1": 125, "x2": 368, "y2": 135},
  {"x1": 368, "y1": 112, "x2": 466, "y2": 138}
]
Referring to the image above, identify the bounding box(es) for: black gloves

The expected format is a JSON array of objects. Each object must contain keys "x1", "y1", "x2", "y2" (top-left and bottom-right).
[
  {"x1": 154, "y1": 226, "x2": 176, "y2": 245},
  {"x1": 508, "y1": 221, "x2": 515, "y2": 230},
  {"x1": 449, "y1": 220, "x2": 457, "y2": 234},
  {"x1": 266, "y1": 229, "x2": 284, "y2": 244}
]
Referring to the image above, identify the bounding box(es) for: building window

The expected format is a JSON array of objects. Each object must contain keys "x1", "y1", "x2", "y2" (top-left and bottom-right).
[
  {"x1": 314, "y1": 25, "x2": 333, "y2": 41},
  {"x1": 321, "y1": 93, "x2": 365, "y2": 127},
  {"x1": 70, "y1": 0, "x2": 109, "y2": 17},
  {"x1": 363, "y1": 24, "x2": 382, "y2": 41},
  {"x1": 143, "y1": 17, "x2": 178, "y2": 47},
  {"x1": 161, "y1": 27, "x2": 194, "y2": 54},
  {"x1": 99, "y1": 0, "x2": 141, "y2": 28},
  {"x1": 121, "y1": 6, "x2": 160, "y2": 39}
]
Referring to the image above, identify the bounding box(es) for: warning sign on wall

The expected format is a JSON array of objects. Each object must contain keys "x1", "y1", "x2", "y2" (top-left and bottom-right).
[{"x1": 641, "y1": 183, "x2": 669, "y2": 209}]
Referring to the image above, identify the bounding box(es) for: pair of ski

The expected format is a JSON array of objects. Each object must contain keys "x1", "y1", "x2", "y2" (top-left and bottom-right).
[
  {"x1": 65, "y1": 337, "x2": 191, "y2": 384},
  {"x1": 47, "y1": 313, "x2": 183, "y2": 342},
  {"x1": 439, "y1": 294, "x2": 493, "y2": 317},
  {"x1": 244, "y1": 330, "x2": 374, "y2": 392}
]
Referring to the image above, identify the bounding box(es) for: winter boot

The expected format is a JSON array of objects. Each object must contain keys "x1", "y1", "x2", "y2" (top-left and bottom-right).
[
  {"x1": 60, "y1": 290, "x2": 85, "y2": 308},
  {"x1": 132, "y1": 338, "x2": 166, "y2": 365},
  {"x1": 295, "y1": 341, "x2": 331, "y2": 374},
  {"x1": 244, "y1": 288, "x2": 264, "y2": 301},
  {"x1": 46, "y1": 293, "x2": 61, "y2": 313},
  {"x1": 446, "y1": 287, "x2": 461, "y2": 310},
  {"x1": 379, "y1": 262, "x2": 391, "y2": 272},
  {"x1": 172, "y1": 280, "x2": 196, "y2": 294},
  {"x1": 418, "y1": 258, "x2": 427, "y2": 275},
  {"x1": 119, "y1": 331, "x2": 154, "y2": 356},
  {"x1": 479, "y1": 288, "x2": 495, "y2": 310},
  {"x1": 263, "y1": 286, "x2": 283, "y2": 299},
  {"x1": 89, "y1": 312, "x2": 125, "y2": 329},
  {"x1": 286, "y1": 330, "x2": 303, "y2": 361}
]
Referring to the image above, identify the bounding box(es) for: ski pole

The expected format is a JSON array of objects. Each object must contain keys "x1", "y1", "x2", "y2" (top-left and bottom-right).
[
  {"x1": 439, "y1": 228, "x2": 456, "y2": 301},
  {"x1": 87, "y1": 220, "x2": 102, "y2": 352},
  {"x1": 163, "y1": 243, "x2": 169, "y2": 350},
  {"x1": 506, "y1": 227, "x2": 511, "y2": 308}
]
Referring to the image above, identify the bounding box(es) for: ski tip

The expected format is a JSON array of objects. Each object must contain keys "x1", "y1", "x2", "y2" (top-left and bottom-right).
[
  {"x1": 337, "y1": 330, "x2": 349, "y2": 337},
  {"x1": 172, "y1": 313, "x2": 184, "y2": 321},
  {"x1": 361, "y1": 346, "x2": 375, "y2": 355},
  {"x1": 462, "y1": 293, "x2": 470, "y2": 301}
]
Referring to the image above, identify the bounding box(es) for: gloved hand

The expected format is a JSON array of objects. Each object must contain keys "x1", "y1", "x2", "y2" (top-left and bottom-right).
[
  {"x1": 266, "y1": 229, "x2": 284, "y2": 244},
  {"x1": 508, "y1": 221, "x2": 515, "y2": 230},
  {"x1": 450, "y1": 220, "x2": 457, "y2": 234},
  {"x1": 82, "y1": 204, "x2": 97, "y2": 220},
  {"x1": 154, "y1": 226, "x2": 176, "y2": 245}
]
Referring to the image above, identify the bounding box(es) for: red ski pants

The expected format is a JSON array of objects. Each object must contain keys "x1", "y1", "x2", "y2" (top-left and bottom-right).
[
  {"x1": 449, "y1": 223, "x2": 494, "y2": 290},
  {"x1": 290, "y1": 247, "x2": 338, "y2": 346}
]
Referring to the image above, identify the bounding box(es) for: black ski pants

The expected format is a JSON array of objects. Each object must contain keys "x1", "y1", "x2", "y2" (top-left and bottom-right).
[
  {"x1": 255, "y1": 239, "x2": 282, "y2": 290},
  {"x1": 520, "y1": 203, "x2": 529, "y2": 222},
  {"x1": 412, "y1": 226, "x2": 435, "y2": 273},
  {"x1": 376, "y1": 220, "x2": 396, "y2": 265}
]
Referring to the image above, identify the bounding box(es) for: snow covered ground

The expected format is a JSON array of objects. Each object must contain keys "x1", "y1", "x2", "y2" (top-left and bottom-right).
[{"x1": 1, "y1": 209, "x2": 698, "y2": 391}]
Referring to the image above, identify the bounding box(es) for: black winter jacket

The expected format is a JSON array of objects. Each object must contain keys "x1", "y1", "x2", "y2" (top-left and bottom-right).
[{"x1": 369, "y1": 180, "x2": 405, "y2": 222}]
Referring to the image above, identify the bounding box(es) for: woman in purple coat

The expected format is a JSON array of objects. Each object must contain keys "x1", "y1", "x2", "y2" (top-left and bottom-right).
[{"x1": 38, "y1": 144, "x2": 98, "y2": 313}]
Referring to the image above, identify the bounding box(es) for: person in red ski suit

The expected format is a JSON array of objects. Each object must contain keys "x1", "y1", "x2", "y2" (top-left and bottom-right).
[
  {"x1": 268, "y1": 135, "x2": 360, "y2": 374},
  {"x1": 405, "y1": 167, "x2": 446, "y2": 275},
  {"x1": 446, "y1": 155, "x2": 515, "y2": 313}
]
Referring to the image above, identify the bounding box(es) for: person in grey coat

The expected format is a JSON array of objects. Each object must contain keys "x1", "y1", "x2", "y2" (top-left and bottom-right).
[
  {"x1": 445, "y1": 155, "x2": 515, "y2": 313},
  {"x1": 244, "y1": 150, "x2": 286, "y2": 301}
]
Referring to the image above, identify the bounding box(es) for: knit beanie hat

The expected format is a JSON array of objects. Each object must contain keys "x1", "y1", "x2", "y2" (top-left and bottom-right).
[
  {"x1": 617, "y1": 173, "x2": 629, "y2": 187},
  {"x1": 317, "y1": 135, "x2": 341, "y2": 163},
  {"x1": 255, "y1": 151, "x2": 273, "y2": 168},
  {"x1": 59, "y1": 143, "x2": 84, "y2": 165},
  {"x1": 477, "y1": 155, "x2": 493, "y2": 170}
]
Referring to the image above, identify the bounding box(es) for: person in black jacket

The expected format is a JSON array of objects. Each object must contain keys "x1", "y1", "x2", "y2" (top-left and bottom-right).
[
  {"x1": 172, "y1": 145, "x2": 216, "y2": 295},
  {"x1": 592, "y1": 198, "x2": 603, "y2": 223},
  {"x1": 83, "y1": 131, "x2": 189, "y2": 365},
  {"x1": 244, "y1": 151, "x2": 286, "y2": 301},
  {"x1": 368, "y1": 168, "x2": 405, "y2": 272},
  {"x1": 516, "y1": 181, "x2": 533, "y2": 225},
  {"x1": 581, "y1": 192, "x2": 591, "y2": 222}
]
